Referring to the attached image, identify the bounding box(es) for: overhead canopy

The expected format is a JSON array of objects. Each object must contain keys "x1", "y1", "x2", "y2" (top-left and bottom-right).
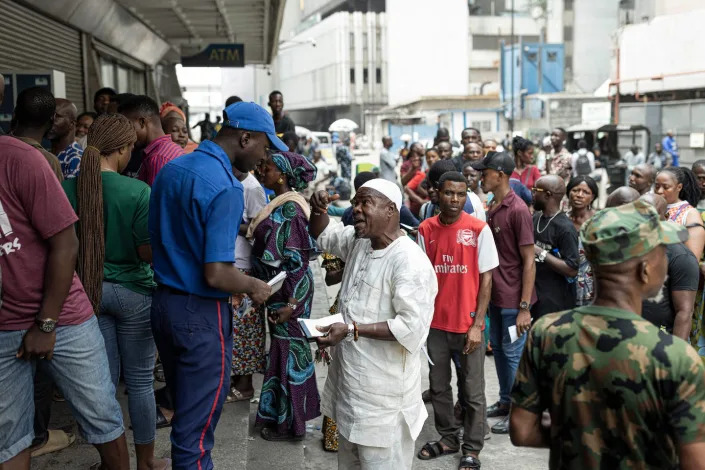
[
  {"x1": 115, "y1": 0, "x2": 286, "y2": 64},
  {"x1": 567, "y1": 123, "x2": 651, "y2": 133}
]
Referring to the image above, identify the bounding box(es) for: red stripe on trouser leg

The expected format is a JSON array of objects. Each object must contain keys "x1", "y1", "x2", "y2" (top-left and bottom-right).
[{"x1": 197, "y1": 301, "x2": 226, "y2": 470}]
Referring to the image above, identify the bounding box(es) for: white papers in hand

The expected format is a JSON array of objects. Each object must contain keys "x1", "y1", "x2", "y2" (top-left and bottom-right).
[
  {"x1": 508, "y1": 325, "x2": 519, "y2": 343},
  {"x1": 508, "y1": 319, "x2": 532, "y2": 343},
  {"x1": 298, "y1": 313, "x2": 344, "y2": 339},
  {"x1": 268, "y1": 271, "x2": 287, "y2": 295}
]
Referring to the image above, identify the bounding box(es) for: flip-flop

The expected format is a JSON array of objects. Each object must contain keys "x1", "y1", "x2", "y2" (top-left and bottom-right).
[
  {"x1": 31, "y1": 429, "x2": 76, "y2": 457},
  {"x1": 417, "y1": 441, "x2": 459, "y2": 461},
  {"x1": 226, "y1": 387, "x2": 254, "y2": 403},
  {"x1": 459, "y1": 455, "x2": 481, "y2": 469},
  {"x1": 91, "y1": 458, "x2": 171, "y2": 470}
]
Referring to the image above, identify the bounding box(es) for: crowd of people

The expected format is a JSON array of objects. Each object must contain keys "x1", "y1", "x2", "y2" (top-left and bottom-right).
[{"x1": 2, "y1": 74, "x2": 705, "y2": 470}]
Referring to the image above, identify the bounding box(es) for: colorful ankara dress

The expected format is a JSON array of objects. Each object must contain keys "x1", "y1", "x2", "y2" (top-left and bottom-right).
[
  {"x1": 251, "y1": 152, "x2": 321, "y2": 437},
  {"x1": 252, "y1": 201, "x2": 321, "y2": 435}
]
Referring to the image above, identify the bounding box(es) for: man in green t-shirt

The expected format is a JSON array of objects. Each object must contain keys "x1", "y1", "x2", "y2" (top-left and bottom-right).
[{"x1": 510, "y1": 200, "x2": 705, "y2": 469}]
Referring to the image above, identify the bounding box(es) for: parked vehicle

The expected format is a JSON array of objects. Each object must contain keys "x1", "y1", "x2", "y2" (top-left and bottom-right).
[{"x1": 312, "y1": 131, "x2": 333, "y2": 161}]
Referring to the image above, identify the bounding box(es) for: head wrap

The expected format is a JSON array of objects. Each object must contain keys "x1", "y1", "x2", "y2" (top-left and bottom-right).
[
  {"x1": 359, "y1": 179, "x2": 402, "y2": 212},
  {"x1": 271, "y1": 151, "x2": 317, "y2": 192},
  {"x1": 159, "y1": 101, "x2": 186, "y2": 121}
]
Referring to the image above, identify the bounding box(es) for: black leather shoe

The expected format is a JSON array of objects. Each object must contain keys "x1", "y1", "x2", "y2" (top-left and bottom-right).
[
  {"x1": 491, "y1": 415, "x2": 509, "y2": 434},
  {"x1": 422, "y1": 389, "x2": 431, "y2": 403},
  {"x1": 486, "y1": 401, "x2": 509, "y2": 418}
]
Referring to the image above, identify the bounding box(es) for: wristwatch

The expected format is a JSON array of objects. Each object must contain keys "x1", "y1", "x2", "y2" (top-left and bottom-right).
[
  {"x1": 537, "y1": 250, "x2": 548, "y2": 263},
  {"x1": 519, "y1": 301, "x2": 530, "y2": 311},
  {"x1": 345, "y1": 323, "x2": 355, "y2": 342},
  {"x1": 35, "y1": 318, "x2": 57, "y2": 333}
]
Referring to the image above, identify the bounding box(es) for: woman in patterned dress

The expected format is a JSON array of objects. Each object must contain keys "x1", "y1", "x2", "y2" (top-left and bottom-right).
[{"x1": 249, "y1": 151, "x2": 321, "y2": 441}]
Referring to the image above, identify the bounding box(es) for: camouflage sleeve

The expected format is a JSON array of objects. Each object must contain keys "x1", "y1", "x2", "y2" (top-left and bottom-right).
[
  {"x1": 511, "y1": 324, "x2": 543, "y2": 413},
  {"x1": 666, "y1": 342, "x2": 705, "y2": 446}
]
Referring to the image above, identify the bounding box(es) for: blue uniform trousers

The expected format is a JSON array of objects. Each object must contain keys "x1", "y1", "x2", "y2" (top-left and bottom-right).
[{"x1": 151, "y1": 287, "x2": 233, "y2": 470}]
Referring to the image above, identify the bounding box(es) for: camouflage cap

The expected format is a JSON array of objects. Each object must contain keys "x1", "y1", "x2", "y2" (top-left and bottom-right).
[{"x1": 580, "y1": 200, "x2": 688, "y2": 265}]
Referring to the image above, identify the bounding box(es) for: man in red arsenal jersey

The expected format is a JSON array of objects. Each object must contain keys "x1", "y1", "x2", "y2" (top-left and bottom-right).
[{"x1": 417, "y1": 171, "x2": 499, "y2": 470}]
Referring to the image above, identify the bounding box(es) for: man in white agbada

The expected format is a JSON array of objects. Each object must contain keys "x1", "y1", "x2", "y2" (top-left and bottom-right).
[{"x1": 310, "y1": 179, "x2": 438, "y2": 469}]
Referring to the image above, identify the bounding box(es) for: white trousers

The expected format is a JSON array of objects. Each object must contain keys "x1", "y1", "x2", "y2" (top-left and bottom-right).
[{"x1": 337, "y1": 423, "x2": 414, "y2": 470}]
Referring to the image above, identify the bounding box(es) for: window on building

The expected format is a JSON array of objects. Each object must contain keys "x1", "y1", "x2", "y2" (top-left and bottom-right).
[
  {"x1": 350, "y1": 32, "x2": 355, "y2": 45},
  {"x1": 350, "y1": 68, "x2": 355, "y2": 84},
  {"x1": 546, "y1": 51, "x2": 558, "y2": 62},
  {"x1": 473, "y1": 34, "x2": 540, "y2": 50},
  {"x1": 563, "y1": 26, "x2": 573, "y2": 42},
  {"x1": 363, "y1": 68, "x2": 369, "y2": 84},
  {"x1": 99, "y1": 55, "x2": 145, "y2": 94},
  {"x1": 116, "y1": 66, "x2": 129, "y2": 93},
  {"x1": 363, "y1": 32, "x2": 368, "y2": 50},
  {"x1": 100, "y1": 58, "x2": 115, "y2": 89},
  {"x1": 471, "y1": 120, "x2": 492, "y2": 132},
  {"x1": 376, "y1": 68, "x2": 382, "y2": 84},
  {"x1": 564, "y1": 0, "x2": 574, "y2": 11}
]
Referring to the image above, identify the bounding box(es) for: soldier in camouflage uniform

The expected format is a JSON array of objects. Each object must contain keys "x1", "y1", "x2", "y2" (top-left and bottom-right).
[{"x1": 510, "y1": 200, "x2": 705, "y2": 469}]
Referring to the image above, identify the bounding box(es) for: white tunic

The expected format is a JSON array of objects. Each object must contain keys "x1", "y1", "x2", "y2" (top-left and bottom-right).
[{"x1": 317, "y1": 220, "x2": 438, "y2": 448}]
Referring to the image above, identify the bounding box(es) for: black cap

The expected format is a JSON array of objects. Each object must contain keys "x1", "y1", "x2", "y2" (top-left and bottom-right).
[{"x1": 470, "y1": 151, "x2": 515, "y2": 174}]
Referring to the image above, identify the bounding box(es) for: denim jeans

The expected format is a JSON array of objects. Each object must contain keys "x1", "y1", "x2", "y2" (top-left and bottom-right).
[
  {"x1": 99, "y1": 282, "x2": 156, "y2": 445},
  {"x1": 0, "y1": 316, "x2": 124, "y2": 463},
  {"x1": 488, "y1": 305, "x2": 527, "y2": 405}
]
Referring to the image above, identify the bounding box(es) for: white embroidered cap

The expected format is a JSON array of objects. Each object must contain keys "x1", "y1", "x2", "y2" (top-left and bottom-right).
[{"x1": 359, "y1": 178, "x2": 402, "y2": 212}]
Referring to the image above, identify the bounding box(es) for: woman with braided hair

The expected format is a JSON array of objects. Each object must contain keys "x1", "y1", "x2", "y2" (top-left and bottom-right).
[
  {"x1": 62, "y1": 114, "x2": 169, "y2": 470},
  {"x1": 654, "y1": 166, "x2": 705, "y2": 259}
]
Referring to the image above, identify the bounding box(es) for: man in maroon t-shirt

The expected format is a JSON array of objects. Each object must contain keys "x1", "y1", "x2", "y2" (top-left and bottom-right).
[
  {"x1": 471, "y1": 151, "x2": 536, "y2": 435},
  {"x1": 0, "y1": 136, "x2": 128, "y2": 468}
]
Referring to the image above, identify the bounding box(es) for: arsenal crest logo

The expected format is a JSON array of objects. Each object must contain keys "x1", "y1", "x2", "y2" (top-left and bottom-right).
[{"x1": 456, "y1": 229, "x2": 477, "y2": 247}]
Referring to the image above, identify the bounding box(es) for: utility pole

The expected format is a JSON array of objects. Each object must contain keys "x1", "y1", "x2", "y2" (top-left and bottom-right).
[{"x1": 510, "y1": 0, "x2": 515, "y2": 135}]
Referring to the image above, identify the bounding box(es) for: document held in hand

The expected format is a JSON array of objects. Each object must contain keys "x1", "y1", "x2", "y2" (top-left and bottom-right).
[
  {"x1": 298, "y1": 313, "x2": 345, "y2": 340},
  {"x1": 268, "y1": 271, "x2": 287, "y2": 294}
]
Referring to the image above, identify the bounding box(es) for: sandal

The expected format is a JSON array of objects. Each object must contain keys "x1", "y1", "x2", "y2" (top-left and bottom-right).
[
  {"x1": 31, "y1": 429, "x2": 76, "y2": 457},
  {"x1": 417, "y1": 441, "x2": 459, "y2": 461},
  {"x1": 154, "y1": 363, "x2": 166, "y2": 383},
  {"x1": 156, "y1": 406, "x2": 172, "y2": 429},
  {"x1": 260, "y1": 427, "x2": 304, "y2": 442},
  {"x1": 459, "y1": 455, "x2": 481, "y2": 469},
  {"x1": 226, "y1": 387, "x2": 254, "y2": 403}
]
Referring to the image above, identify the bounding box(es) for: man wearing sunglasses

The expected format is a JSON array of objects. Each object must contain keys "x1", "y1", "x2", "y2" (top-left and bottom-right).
[
  {"x1": 471, "y1": 151, "x2": 535, "y2": 434},
  {"x1": 531, "y1": 175, "x2": 579, "y2": 320}
]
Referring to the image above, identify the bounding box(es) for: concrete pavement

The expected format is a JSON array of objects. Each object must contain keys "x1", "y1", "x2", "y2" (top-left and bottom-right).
[{"x1": 31, "y1": 257, "x2": 547, "y2": 470}]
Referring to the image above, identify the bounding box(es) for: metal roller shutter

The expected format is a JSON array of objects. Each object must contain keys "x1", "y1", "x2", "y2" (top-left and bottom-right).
[{"x1": 0, "y1": 0, "x2": 84, "y2": 110}]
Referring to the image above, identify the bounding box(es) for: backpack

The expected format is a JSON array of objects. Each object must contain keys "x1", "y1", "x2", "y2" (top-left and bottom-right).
[{"x1": 575, "y1": 150, "x2": 592, "y2": 177}]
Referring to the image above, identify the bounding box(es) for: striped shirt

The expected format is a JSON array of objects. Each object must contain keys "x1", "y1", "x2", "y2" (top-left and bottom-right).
[{"x1": 138, "y1": 135, "x2": 184, "y2": 186}]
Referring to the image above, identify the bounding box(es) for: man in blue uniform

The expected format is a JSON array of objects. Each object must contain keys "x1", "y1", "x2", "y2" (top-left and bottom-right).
[{"x1": 149, "y1": 101, "x2": 285, "y2": 469}]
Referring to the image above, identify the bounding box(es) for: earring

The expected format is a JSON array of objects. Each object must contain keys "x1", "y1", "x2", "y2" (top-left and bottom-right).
[{"x1": 277, "y1": 177, "x2": 284, "y2": 185}]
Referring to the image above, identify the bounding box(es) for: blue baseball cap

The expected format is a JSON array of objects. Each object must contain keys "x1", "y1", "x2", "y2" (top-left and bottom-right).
[{"x1": 222, "y1": 101, "x2": 288, "y2": 152}]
